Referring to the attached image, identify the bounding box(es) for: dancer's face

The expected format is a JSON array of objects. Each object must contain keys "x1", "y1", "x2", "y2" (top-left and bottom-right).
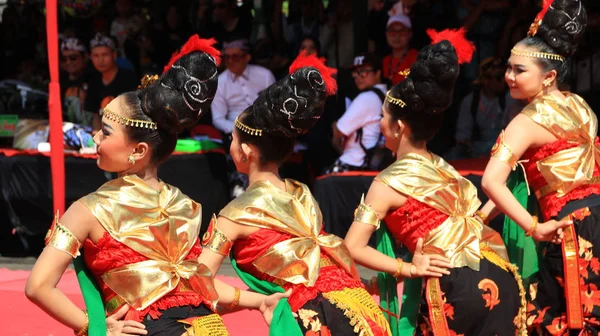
[
  {"x1": 505, "y1": 45, "x2": 556, "y2": 101},
  {"x1": 93, "y1": 96, "x2": 145, "y2": 173}
]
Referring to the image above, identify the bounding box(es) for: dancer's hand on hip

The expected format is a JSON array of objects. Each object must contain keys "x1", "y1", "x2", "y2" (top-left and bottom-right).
[
  {"x1": 410, "y1": 238, "x2": 453, "y2": 278},
  {"x1": 106, "y1": 305, "x2": 147, "y2": 335},
  {"x1": 260, "y1": 289, "x2": 292, "y2": 325},
  {"x1": 534, "y1": 218, "x2": 572, "y2": 243}
]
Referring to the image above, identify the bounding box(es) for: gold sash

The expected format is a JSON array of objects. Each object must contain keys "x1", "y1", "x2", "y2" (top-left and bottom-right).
[
  {"x1": 522, "y1": 93, "x2": 600, "y2": 198},
  {"x1": 219, "y1": 179, "x2": 359, "y2": 287},
  {"x1": 375, "y1": 153, "x2": 508, "y2": 270},
  {"x1": 79, "y1": 175, "x2": 218, "y2": 311}
]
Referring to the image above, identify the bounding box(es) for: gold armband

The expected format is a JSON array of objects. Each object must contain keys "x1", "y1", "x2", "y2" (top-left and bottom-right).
[
  {"x1": 490, "y1": 130, "x2": 518, "y2": 170},
  {"x1": 45, "y1": 211, "x2": 81, "y2": 258},
  {"x1": 353, "y1": 195, "x2": 380, "y2": 230},
  {"x1": 201, "y1": 215, "x2": 234, "y2": 256}
]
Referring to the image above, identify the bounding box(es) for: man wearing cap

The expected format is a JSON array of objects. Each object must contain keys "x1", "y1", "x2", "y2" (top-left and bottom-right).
[
  {"x1": 382, "y1": 14, "x2": 418, "y2": 86},
  {"x1": 327, "y1": 53, "x2": 387, "y2": 173},
  {"x1": 60, "y1": 37, "x2": 96, "y2": 126},
  {"x1": 211, "y1": 38, "x2": 275, "y2": 135},
  {"x1": 84, "y1": 33, "x2": 138, "y2": 131}
]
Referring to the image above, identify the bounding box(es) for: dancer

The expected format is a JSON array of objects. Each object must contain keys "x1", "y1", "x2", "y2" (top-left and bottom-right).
[
  {"x1": 198, "y1": 52, "x2": 405, "y2": 335},
  {"x1": 480, "y1": 0, "x2": 597, "y2": 333},
  {"x1": 25, "y1": 36, "x2": 284, "y2": 336},
  {"x1": 344, "y1": 29, "x2": 527, "y2": 336}
]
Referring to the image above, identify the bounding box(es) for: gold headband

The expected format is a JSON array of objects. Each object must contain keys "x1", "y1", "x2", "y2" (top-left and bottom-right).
[
  {"x1": 511, "y1": 48, "x2": 565, "y2": 63},
  {"x1": 385, "y1": 90, "x2": 406, "y2": 108},
  {"x1": 103, "y1": 108, "x2": 158, "y2": 130},
  {"x1": 234, "y1": 116, "x2": 262, "y2": 136}
]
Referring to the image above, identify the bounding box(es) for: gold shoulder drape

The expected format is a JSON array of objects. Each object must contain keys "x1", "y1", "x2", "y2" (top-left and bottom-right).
[
  {"x1": 521, "y1": 93, "x2": 600, "y2": 197},
  {"x1": 376, "y1": 153, "x2": 508, "y2": 270},
  {"x1": 79, "y1": 175, "x2": 218, "y2": 311},
  {"x1": 220, "y1": 179, "x2": 359, "y2": 287}
]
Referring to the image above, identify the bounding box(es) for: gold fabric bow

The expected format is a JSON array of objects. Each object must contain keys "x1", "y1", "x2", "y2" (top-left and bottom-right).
[
  {"x1": 220, "y1": 179, "x2": 359, "y2": 287},
  {"x1": 79, "y1": 175, "x2": 218, "y2": 310},
  {"x1": 376, "y1": 153, "x2": 508, "y2": 270},
  {"x1": 522, "y1": 93, "x2": 600, "y2": 197}
]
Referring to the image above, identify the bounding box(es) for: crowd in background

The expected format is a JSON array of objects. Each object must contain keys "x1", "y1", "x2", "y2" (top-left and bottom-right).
[{"x1": 0, "y1": 0, "x2": 599, "y2": 188}]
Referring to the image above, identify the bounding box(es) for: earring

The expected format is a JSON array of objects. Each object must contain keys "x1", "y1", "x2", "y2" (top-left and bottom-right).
[
  {"x1": 128, "y1": 154, "x2": 135, "y2": 165},
  {"x1": 242, "y1": 156, "x2": 248, "y2": 163},
  {"x1": 543, "y1": 80, "x2": 552, "y2": 87},
  {"x1": 394, "y1": 132, "x2": 399, "y2": 138}
]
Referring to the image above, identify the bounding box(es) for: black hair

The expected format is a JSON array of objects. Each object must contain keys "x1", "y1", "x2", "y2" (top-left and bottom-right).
[
  {"x1": 236, "y1": 66, "x2": 328, "y2": 165},
  {"x1": 516, "y1": 0, "x2": 587, "y2": 83},
  {"x1": 119, "y1": 51, "x2": 218, "y2": 164},
  {"x1": 298, "y1": 35, "x2": 321, "y2": 56},
  {"x1": 386, "y1": 40, "x2": 459, "y2": 142}
]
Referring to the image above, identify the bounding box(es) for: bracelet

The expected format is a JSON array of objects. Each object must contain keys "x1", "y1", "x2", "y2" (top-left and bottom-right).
[
  {"x1": 74, "y1": 310, "x2": 89, "y2": 336},
  {"x1": 475, "y1": 210, "x2": 487, "y2": 224},
  {"x1": 228, "y1": 287, "x2": 241, "y2": 311},
  {"x1": 392, "y1": 258, "x2": 404, "y2": 278},
  {"x1": 525, "y1": 216, "x2": 539, "y2": 237}
]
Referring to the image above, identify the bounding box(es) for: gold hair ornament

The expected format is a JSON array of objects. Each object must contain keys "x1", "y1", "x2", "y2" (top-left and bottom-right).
[
  {"x1": 103, "y1": 108, "x2": 158, "y2": 130},
  {"x1": 511, "y1": 48, "x2": 565, "y2": 63},
  {"x1": 234, "y1": 116, "x2": 263, "y2": 136},
  {"x1": 398, "y1": 68, "x2": 411, "y2": 77},
  {"x1": 138, "y1": 74, "x2": 159, "y2": 89},
  {"x1": 385, "y1": 90, "x2": 406, "y2": 108}
]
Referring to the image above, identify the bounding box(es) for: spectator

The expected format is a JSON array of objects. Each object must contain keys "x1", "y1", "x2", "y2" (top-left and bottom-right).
[
  {"x1": 326, "y1": 53, "x2": 386, "y2": 173},
  {"x1": 84, "y1": 33, "x2": 138, "y2": 131},
  {"x1": 211, "y1": 39, "x2": 276, "y2": 135},
  {"x1": 212, "y1": 0, "x2": 253, "y2": 47},
  {"x1": 211, "y1": 38, "x2": 275, "y2": 197},
  {"x1": 109, "y1": 0, "x2": 143, "y2": 59},
  {"x1": 381, "y1": 14, "x2": 419, "y2": 85},
  {"x1": 298, "y1": 36, "x2": 321, "y2": 57},
  {"x1": 60, "y1": 38, "x2": 96, "y2": 126},
  {"x1": 367, "y1": 0, "x2": 390, "y2": 55},
  {"x1": 447, "y1": 57, "x2": 524, "y2": 159}
]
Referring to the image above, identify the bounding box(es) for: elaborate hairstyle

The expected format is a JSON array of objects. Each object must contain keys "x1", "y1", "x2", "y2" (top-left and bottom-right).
[
  {"x1": 385, "y1": 28, "x2": 475, "y2": 142},
  {"x1": 513, "y1": 0, "x2": 587, "y2": 83},
  {"x1": 235, "y1": 51, "x2": 337, "y2": 164},
  {"x1": 114, "y1": 35, "x2": 220, "y2": 164}
]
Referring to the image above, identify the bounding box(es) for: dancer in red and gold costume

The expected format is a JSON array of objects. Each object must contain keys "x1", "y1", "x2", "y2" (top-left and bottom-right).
[
  {"x1": 345, "y1": 29, "x2": 527, "y2": 336},
  {"x1": 198, "y1": 53, "x2": 408, "y2": 336},
  {"x1": 481, "y1": 0, "x2": 598, "y2": 334},
  {"x1": 25, "y1": 36, "x2": 285, "y2": 336}
]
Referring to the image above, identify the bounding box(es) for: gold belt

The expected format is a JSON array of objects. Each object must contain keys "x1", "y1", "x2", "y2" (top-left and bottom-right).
[
  {"x1": 105, "y1": 282, "x2": 197, "y2": 315},
  {"x1": 535, "y1": 177, "x2": 600, "y2": 199}
]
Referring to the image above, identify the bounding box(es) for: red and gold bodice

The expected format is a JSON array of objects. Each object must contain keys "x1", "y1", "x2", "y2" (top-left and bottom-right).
[
  {"x1": 78, "y1": 175, "x2": 217, "y2": 321},
  {"x1": 83, "y1": 232, "x2": 206, "y2": 322},
  {"x1": 517, "y1": 93, "x2": 600, "y2": 220}
]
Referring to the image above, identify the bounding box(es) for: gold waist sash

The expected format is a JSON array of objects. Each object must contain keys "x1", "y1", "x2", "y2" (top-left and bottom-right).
[
  {"x1": 535, "y1": 176, "x2": 600, "y2": 199},
  {"x1": 101, "y1": 259, "x2": 218, "y2": 311},
  {"x1": 422, "y1": 215, "x2": 509, "y2": 271}
]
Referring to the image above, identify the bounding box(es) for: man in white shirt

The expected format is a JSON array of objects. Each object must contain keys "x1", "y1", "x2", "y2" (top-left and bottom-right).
[
  {"x1": 211, "y1": 39, "x2": 276, "y2": 134},
  {"x1": 326, "y1": 53, "x2": 386, "y2": 173}
]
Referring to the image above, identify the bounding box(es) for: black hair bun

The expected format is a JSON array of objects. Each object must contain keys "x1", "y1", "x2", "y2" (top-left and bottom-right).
[
  {"x1": 247, "y1": 66, "x2": 328, "y2": 138},
  {"x1": 396, "y1": 40, "x2": 459, "y2": 115},
  {"x1": 139, "y1": 51, "x2": 218, "y2": 134},
  {"x1": 538, "y1": 0, "x2": 587, "y2": 57}
]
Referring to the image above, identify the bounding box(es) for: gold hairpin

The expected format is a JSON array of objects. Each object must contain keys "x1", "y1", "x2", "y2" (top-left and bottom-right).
[
  {"x1": 235, "y1": 116, "x2": 263, "y2": 136},
  {"x1": 511, "y1": 48, "x2": 565, "y2": 63},
  {"x1": 385, "y1": 90, "x2": 406, "y2": 108},
  {"x1": 398, "y1": 68, "x2": 411, "y2": 77},
  {"x1": 103, "y1": 108, "x2": 158, "y2": 130},
  {"x1": 138, "y1": 74, "x2": 159, "y2": 89}
]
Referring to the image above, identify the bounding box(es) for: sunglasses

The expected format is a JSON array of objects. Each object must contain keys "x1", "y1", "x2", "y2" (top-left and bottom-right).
[
  {"x1": 61, "y1": 54, "x2": 81, "y2": 62},
  {"x1": 223, "y1": 53, "x2": 246, "y2": 62},
  {"x1": 351, "y1": 68, "x2": 374, "y2": 78}
]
